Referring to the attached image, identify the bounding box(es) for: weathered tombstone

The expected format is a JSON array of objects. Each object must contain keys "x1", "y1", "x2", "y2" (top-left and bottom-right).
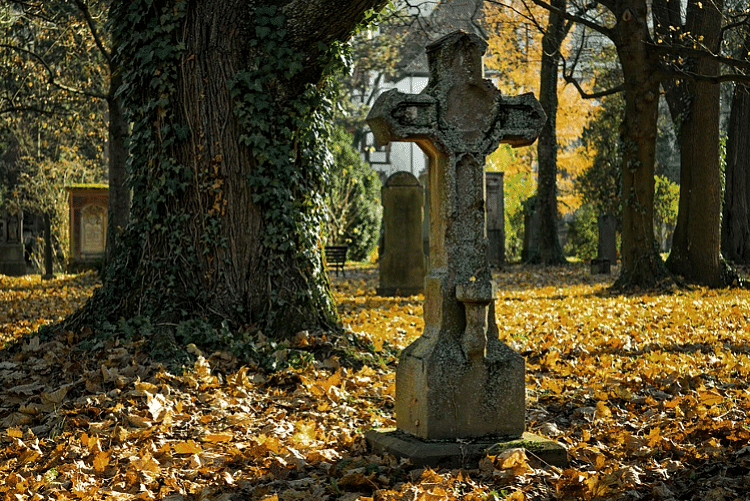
[
  {"x1": 522, "y1": 207, "x2": 539, "y2": 262},
  {"x1": 66, "y1": 185, "x2": 109, "y2": 270},
  {"x1": 486, "y1": 171, "x2": 505, "y2": 267},
  {"x1": 0, "y1": 209, "x2": 26, "y2": 276},
  {"x1": 592, "y1": 214, "x2": 617, "y2": 274},
  {"x1": 378, "y1": 172, "x2": 427, "y2": 296},
  {"x1": 366, "y1": 31, "x2": 566, "y2": 467}
]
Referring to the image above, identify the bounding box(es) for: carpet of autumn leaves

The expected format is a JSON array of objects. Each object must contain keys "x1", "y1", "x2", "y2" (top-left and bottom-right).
[{"x1": 2, "y1": 265, "x2": 750, "y2": 500}]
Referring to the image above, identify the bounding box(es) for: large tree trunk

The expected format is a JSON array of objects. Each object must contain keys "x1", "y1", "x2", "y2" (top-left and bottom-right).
[
  {"x1": 612, "y1": 0, "x2": 666, "y2": 287},
  {"x1": 661, "y1": 0, "x2": 724, "y2": 286},
  {"x1": 532, "y1": 0, "x2": 568, "y2": 265},
  {"x1": 69, "y1": 0, "x2": 386, "y2": 339},
  {"x1": 722, "y1": 82, "x2": 750, "y2": 263}
]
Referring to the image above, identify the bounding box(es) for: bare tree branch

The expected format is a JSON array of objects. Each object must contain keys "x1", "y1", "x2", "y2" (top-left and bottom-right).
[
  {"x1": 73, "y1": 0, "x2": 111, "y2": 64},
  {"x1": 650, "y1": 41, "x2": 750, "y2": 72},
  {"x1": 527, "y1": 0, "x2": 613, "y2": 38},
  {"x1": 0, "y1": 44, "x2": 108, "y2": 100}
]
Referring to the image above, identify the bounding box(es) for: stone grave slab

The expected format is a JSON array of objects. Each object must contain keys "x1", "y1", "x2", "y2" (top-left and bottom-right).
[
  {"x1": 0, "y1": 210, "x2": 26, "y2": 276},
  {"x1": 378, "y1": 171, "x2": 427, "y2": 296},
  {"x1": 592, "y1": 213, "x2": 617, "y2": 274}
]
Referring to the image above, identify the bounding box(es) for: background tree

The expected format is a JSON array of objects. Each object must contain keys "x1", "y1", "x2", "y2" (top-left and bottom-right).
[
  {"x1": 483, "y1": 1, "x2": 596, "y2": 262},
  {"x1": 1, "y1": 0, "x2": 125, "y2": 270},
  {"x1": 722, "y1": 23, "x2": 750, "y2": 264},
  {"x1": 0, "y1": 1, "x2": 111, "y2": 269},
  {"x1": 529, "y1": 0, "x2": 750, "y2": 287},
  {"x1": 655, "y1": 0, "x2": 725, "y2": 286},
  {"x1": 2, "y1": 0, "x2": 130, "y2": 270},
  {"x1": 333, "y1": 4, "x2": 406, "y2": 149},
  {"x1": 68, "y1": 0, "x2": 389, "y2": 345},
  {"x1": 533, "y1": 0, "x2": 569, "y2": 264}
]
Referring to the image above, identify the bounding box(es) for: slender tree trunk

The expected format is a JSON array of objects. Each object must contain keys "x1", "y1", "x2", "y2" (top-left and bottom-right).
[
  {"x1": 42, "y1": 212, "x2": 54, "y2": 280},
  {"x1": 612, "y1": 0, "x2": 666, "y2": 287},
  {"x1": 722, "y1": 82, "x2": 750, "y2": 263},
  {"x1": 663, "y1": 0, "x2": 724, "y2": 286},
  {"x1": 104, "y1": 69, "x2": 130, "y2": 270},
  {"x1": 533, "y1": 0, "x2": 568, "y2": 265}
]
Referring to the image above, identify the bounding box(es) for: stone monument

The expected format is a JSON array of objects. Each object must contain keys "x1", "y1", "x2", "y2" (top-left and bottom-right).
[
  {"x1": 366, "y1": 31, "x2": 566, "y2": 467},
  {"x1": 592, "y1": 213, "x2": 617, "y2": 274},
  {"x1": 378, "y1": 171, "x2": 427, "y2": 296},
  {"x1": 486, "y1": 171, "x2": 505, "y2": 267},
  {"x1": 0, "y1": 209, "x2": 26, "y2": 276},
  {"x1": 66, "y1": 185, "x2": 109, "y2": 271}
]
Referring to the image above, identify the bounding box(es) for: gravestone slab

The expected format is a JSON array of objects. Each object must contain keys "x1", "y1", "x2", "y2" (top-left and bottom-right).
[
  {"x1": 522, "y1": 208, "x2": 539, "y2": 262},
  {"x1": 486, "y1": 171, "x2": 505, "y2": 267},
  {"x1": 0, "y1": 210, "x2": 26, "y2": 276},
  {"x1": 366, "y1": 31, "x2": 566, "y2": 467},
  {"x1": 593, "y1": 214, "x2": 617, "y2": 274},
  {"x1": 65, "y1": 185, "x2": 109, "y2": 271},
  {"x1": 378, "y1": 172, "x2": 427, "y2": 296}
]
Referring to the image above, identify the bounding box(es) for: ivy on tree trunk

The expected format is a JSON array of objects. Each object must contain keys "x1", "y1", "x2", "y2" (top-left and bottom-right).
[{"x1": 68, "y1": 0, "x2": 387, "y2": 341}]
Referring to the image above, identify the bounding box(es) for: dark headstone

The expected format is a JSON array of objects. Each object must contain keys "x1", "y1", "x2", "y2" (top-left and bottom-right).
[{"x1": 378, "y1": 172, "x2": 427, "y2": 296}]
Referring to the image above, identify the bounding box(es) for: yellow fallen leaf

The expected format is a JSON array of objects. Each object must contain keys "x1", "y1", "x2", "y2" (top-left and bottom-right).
[
  {"x1": 93, "y1": 451, "x2": 110, "y2": 473},
  {"x1": 173, "y1": 440, "x2": 202, "y2": 454},
  {"x1": 595, "y1": 401, "x2": 612, "y2": 421},
  {"x1": 6, "y1": 428, "x2": 23, "y2": 438},
  {"x1": 202, "y1": 432, "x2": 233, "y2": 443},
  {"x1": 19, "y1": 449, "x2": 41, "y2": 464}
]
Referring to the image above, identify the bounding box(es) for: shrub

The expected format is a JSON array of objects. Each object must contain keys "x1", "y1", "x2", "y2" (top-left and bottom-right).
[{"x1": 325, "y1": 126, "x2": 382, "y2": 262}]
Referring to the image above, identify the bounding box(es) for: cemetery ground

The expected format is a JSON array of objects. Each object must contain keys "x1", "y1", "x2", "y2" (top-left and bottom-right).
[{"x1": 1, "y1": 266, "x2": 750, "y2": 500}]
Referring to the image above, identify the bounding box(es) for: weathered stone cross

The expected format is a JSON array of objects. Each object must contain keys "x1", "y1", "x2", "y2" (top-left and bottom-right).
[{"x1": 367, "y1": 31, "x2": 546, "y2": 444}]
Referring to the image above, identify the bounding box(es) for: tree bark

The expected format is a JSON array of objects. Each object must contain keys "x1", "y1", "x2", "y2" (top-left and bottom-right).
[
  {"x1": 612, "y1": 0, "x2": 666, "y2": 287},
  {"x1": 104, "y1": 69, "x2": 130, "y2": 269},
  {"x1": 532, "y1": 0, "x2": 568, "y2": 265},
  {"x1": 722, "y1": 82, "x2": 750, "y2": 263},
  {"x1": 662, "y1": 0, "x2": 724, "y2": 286},
  {"x1": 69, "y1": 0, "x2": 387, "y2": 339}
]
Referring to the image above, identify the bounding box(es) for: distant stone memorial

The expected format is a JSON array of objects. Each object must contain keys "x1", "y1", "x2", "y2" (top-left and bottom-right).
[
  {"x1": 522, "y1": 207, "x2": 539, "y2": 262},
  {"x1": 366, "y1": 31, "x2": 565, "y2": 467},
  {"x1": 486, "y1": 171, "x2": 505, "y2": 267},
  {"x1": 0, "y1": 209, "x2": 26, "y2": 276},
  {"x1": 592, "y1": 213, "x2": 617, "y2": 274},
  {"x1": 66, "y1": 185, "x2": 109, "y2": 269},
  {"x1": 378, "y1": 171, "x2": 427, "y2": 296}
]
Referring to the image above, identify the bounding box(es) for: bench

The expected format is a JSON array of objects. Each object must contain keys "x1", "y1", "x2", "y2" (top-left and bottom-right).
[{"x1": 325, "y1": 245, "x2": 348, "y2": 277}]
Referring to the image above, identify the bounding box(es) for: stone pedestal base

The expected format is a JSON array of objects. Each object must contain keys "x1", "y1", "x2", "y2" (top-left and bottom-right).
[
  {"x1": 366, "y1": 428, "x2": 568, "y2": 469},
  {"x1": 0, "y1": 244, "x2": 26, "y2": 276}
]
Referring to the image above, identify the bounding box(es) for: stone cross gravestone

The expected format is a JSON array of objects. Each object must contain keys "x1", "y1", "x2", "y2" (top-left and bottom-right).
[
  {"x1": 378, "y1": 171, "x2": 427, "y2": 296},
  {"x1": 366, "y1": 31, "x2": 565, "y2": 467}
]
